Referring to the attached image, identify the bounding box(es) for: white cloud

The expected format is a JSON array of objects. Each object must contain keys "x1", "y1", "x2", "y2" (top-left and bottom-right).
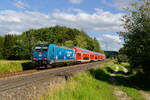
[
  {"x1": 13, "y1": 0, "x2": 29, "y2": 9},
  {"x1": 68, "y1": 8, "x2": 83, "y2": 13},
  {"x1": 103, "y1": 34, "x2": 121, "y2": 43},
  {"x1": 0, "y1": 8, "x2": 124, "y2": 35},
  {"x1": 69, "y1": 0, "x2": 83, "y2": 4},
  {"x1": 0, "y1": 10, "x2": 52, "y2": 35},
  {"x1": 7, "y1": 31, "x2": 21, "y2": 35},
  {"x1": 0, "y1": 8, "x2": 124, "y2": 50},
  {"x1": 98, "y1": 34, "x2": 123, "y2": 51},
  {"x1": 52, "y1": 8, "x2": 124, "y2": 32}
]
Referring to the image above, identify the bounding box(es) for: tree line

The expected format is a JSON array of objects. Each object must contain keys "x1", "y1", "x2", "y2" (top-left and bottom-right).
[
  {"x1": 0, "y1": 25, "x2": 103, "y2": 60},
  {"x1": 118, "y1": 1, "x2": 150, "y2": 78}
]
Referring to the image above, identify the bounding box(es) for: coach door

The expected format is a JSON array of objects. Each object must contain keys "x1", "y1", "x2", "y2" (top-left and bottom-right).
[{"x1": 77, "y1": 52, "x2": 82, "y2": 60}]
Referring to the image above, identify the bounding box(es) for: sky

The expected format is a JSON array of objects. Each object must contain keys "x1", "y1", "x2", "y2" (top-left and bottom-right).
[{"x1": 0, "y1": 0, "x2": 139, "y2": 51}]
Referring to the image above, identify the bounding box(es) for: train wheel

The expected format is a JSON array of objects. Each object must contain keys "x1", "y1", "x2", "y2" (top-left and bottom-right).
[
  {"x1": 36, "y1": 66, "x2": 40, "y2": 70},
  {"x1": 64, "y1": 63, "x2": 68, "y2": 66},
  {"x1": 45, "y1": 65, "x2": 48, "y2": 69}
]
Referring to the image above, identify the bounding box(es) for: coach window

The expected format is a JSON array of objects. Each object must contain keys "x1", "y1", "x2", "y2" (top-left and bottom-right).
[{"x1": 78, "y1": 53, "x2": 81, "y2": 56}]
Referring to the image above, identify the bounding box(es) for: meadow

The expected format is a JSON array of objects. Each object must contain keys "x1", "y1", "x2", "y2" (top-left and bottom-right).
[
  {"x1": 0, "y1": 60, "x2": 34, "y2": 74},
  {"x1": 41, "y1": 60, "x2": 148, "y2": 100}
]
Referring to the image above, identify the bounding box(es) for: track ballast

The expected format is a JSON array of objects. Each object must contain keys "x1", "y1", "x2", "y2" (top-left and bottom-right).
[{"x1": 0, "y1": 61, "x2": 105, "y2": 100}]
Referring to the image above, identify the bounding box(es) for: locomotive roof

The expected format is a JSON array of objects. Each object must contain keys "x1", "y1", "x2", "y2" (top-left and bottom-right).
[
  {"x1": 56, "y1": 46, "x2": 74, "y2": 50},
  {"x1": 35, "y1": 44, "x2": 49, "y2": 47}
]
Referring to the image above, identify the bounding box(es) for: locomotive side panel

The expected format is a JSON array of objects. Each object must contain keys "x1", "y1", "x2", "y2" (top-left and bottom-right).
[{"x1": 55, "y1": 47, "x2": 76, "y2": 63}]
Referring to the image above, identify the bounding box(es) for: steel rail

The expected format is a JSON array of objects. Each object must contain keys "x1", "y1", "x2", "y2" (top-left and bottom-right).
[{"x1": 0, "y1": 61, "x2": 102, "y2": 92}]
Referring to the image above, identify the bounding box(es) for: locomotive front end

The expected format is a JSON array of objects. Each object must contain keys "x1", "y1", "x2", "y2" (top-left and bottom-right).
[{"x1": 32, "y1": 44, "x2": 49, "y2": 68}]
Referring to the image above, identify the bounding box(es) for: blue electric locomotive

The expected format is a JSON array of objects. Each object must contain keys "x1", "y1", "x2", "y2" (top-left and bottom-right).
[
  {"x1": 33, "y1": 44, "x2": 76, "y2": 68},
  {"x1": 32, "y1": 44, "x2": 49, "y2": 68}
]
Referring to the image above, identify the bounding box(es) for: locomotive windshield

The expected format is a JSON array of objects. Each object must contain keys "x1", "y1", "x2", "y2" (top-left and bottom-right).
[{"x1": 34, "y1": 44, "x2": 48, "y2": 51}]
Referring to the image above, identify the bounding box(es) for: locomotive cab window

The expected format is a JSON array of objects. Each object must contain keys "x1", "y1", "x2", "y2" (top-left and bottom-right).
[
  {"x1": 42, "y1": 44, "x2": 48, "y2": 51},
  {"x1": 42, "y1": 47, "x2": 48, "y2": 51},
  {"x1": 34, "y1": 44, "x2": 48, "y2": 51},
  {"x1": 35, "y1": 46, "x2": 41, "y2": 51}
]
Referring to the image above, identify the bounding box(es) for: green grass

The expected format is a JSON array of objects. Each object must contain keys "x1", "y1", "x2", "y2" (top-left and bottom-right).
[
  {"x1": 0, "y1": 60, "x2": 34, "y2": 74},
  {"x1": 129, "y1": 73, "x2": 150, "y2": 93},
  {"x1": 108, "y1": 62, "x2": 116, "y2": 71},
  {"x1": 41, "y1": 72, "x2": 117, "y2": 100},
  {"x1": 41, "y1": 60, "x2": 117, "y2": 100},
  {"x1": 114, "y1": 76, "x2": 146, "y2": 100},
  {"x1": 41, "y1": 60, "x2": 147, "y2": 100},
  {"x1": 120, "y1": 86, "x2": 145, "y2": 100},
  {"x1": 118, "y1": 65, "x2": 124, "y2": 72},
  {"x1": 107, "y1": 62, "x2": 146, "y2": 100},
  {"x1": 120, "y1": 63, "x2": 131, "y2": 72}
]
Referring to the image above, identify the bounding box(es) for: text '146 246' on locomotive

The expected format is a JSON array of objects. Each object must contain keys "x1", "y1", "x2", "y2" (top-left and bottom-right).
[{"x1": 32, "y1": 44, "x2": 105, "y2": 69}]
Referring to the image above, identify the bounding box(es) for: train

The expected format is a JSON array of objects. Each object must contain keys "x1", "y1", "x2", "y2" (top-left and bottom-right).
[{"x1": 32, "y1": 44, "x2": 105, "y2": 68}]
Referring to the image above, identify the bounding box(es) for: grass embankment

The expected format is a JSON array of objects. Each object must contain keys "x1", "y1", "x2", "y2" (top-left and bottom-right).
[
  {"x1": 41, "y1": 60, "x2": 147, "y2": 100},
  {"x1": 42, "y1": 73, "x2": 117, "y2": 100},
  {"x1": 41, "y1": 61, "x2": 117, "y2": 100},
  {"x1": 107, "y1": 62, "x2": 146, "y2": 100},
  {"x1": 0, "y1": 60, "x2": 34, "y2": 74}
]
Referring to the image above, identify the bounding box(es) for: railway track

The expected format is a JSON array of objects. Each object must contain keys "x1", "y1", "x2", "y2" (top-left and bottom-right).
[
  {"x1": 0, "y1": 69, "x2": 37, "y2": 78},
  {"x1": 0, "y1": 61, "x2": 103, "y2": 92},
  {"x1": 0, "y1": 63, "x2": 82, "y2": 79}
]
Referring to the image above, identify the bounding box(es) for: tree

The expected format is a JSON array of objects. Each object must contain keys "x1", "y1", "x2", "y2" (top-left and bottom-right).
[
  {"x1": 22, "y1": 29, "x2": 36, "y2": 55},
  {"x1": 75, "y1": 36, "x2": 87, "y2": 49},
  {"x1": 3, "y1": 34, "x2": 17, "y2": 59},
  {"x1": 11, "y1": 42, "x2": 30, "y2": 60},
  {"x1": 93, "y1": 38, "x2": 101, "y2": 52},
  {"x1": 86, "y1": 37, "x2": 95, "y2": 51},
  {"x1": 0, "y1": 25, "x2": 104, "y2": 60},
  {"x1": 64, "y1": 40, "x2": 74, "y2": 47},
  {"x1": 0, "y1": 36, "x2": 4, "y2": 59},
  {"x1": 119, "y1": 1, "x2": 150, "y2": 76},
  {"x1": 117, "y1": 47, "x2": 128, "y2": 63}
]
